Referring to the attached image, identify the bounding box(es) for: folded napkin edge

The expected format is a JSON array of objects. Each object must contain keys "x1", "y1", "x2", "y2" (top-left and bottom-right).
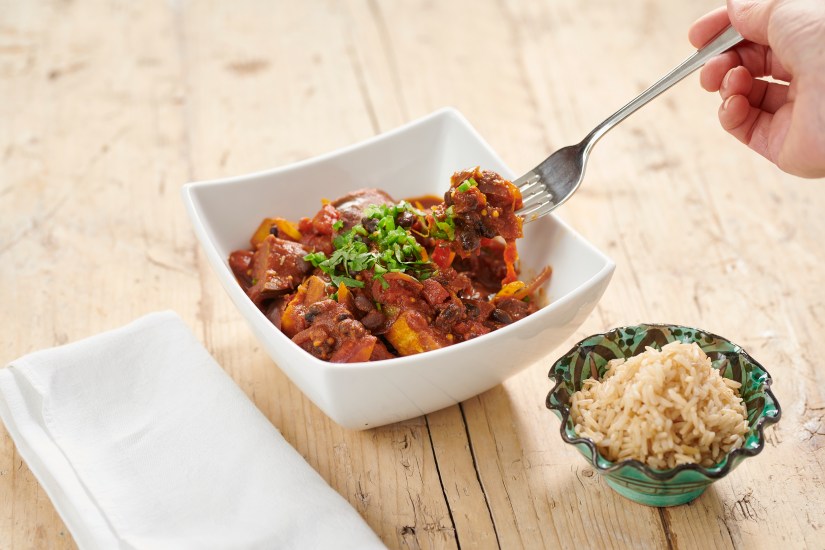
[{"x1": 0, "y1": 368, "x2": 120, "y2": 549}]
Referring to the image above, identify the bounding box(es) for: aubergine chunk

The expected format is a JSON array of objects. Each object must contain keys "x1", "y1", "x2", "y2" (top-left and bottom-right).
[
  {"x1": 247, "y1": 234, "x2": 311, "y2": 306},
  {"x1": 290, "y1": 298, "x2": 378, "y2": 363},
  {"x1": 228, "y1": 249, "x2": 255, "y2": 290},
  {"x1": 331, "y1": 188, "x2": 395, "y2": 229}
]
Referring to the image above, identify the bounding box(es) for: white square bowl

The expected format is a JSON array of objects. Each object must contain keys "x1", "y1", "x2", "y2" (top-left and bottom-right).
[{"x1": 182, "y1": 108, "x2": 615, "y2": 430}]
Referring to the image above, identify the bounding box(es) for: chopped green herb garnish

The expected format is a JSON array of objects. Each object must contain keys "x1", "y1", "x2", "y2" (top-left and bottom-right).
[
  {"x1": 305, "y1": 201, "x2": 451, "y2": 287},
  {"x1": 332, "y1": 219, "x2": 344, "y2": 231},
  {"x1": 430, "y1": 205, "x2": 456, "y2": 241},
  {"x1": 456, "y1": 177, "x2": 478, "y2": 193},
  {"x1": 303, "y1": 251, "x2": 326, "y2": 265}
]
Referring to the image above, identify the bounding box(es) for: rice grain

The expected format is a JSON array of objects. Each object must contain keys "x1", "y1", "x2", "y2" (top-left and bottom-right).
[{"x1": 569, "y1": 341, "x2": 748, "y2": 469}]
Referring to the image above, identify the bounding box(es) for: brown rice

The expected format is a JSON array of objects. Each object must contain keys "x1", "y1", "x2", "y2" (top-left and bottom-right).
[{"x1": 569, "y1": 341, "x2": 748, "y2": 469}]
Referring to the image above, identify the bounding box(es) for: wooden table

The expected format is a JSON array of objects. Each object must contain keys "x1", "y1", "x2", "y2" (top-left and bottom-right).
[{"x1": 2, "y1": 1, "x2": 824, "y2": 548}]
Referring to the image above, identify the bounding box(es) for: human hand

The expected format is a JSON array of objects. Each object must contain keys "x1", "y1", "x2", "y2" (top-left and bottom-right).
[{"x1": 689, "y1": 0, "x2": 825, "y2": 178}]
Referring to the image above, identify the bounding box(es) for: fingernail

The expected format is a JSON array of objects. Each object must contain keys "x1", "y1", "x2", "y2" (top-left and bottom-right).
[
  {"x1": 722, "y1": 70, "x2": 732, "y2": 90},
  {"x1": 723, "y1": 96, "x2": 734, "y2": 110}
]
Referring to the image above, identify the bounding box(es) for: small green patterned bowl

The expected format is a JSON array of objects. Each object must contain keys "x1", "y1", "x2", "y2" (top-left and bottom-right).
[{"x1": 546, "y1": 324, "x2": 781, "y2": 507}]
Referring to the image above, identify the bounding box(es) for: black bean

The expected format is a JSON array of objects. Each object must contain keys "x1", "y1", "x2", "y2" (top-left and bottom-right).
[
  {"x1": 458, "y1": 229, "x2": 480, "y2": 251},
  {"x1": 435, "y1": 302, "x2": 463, "y2": 331},
  {"x1": 477, "y1": 219, "x2": 497, "y2": 238},
  {"x1": 360, "y1": 310, "x2": 385, "y2": 330},
  {"x1": 492, "y1": 308, "x2": 513, "y2": 324},
  {"x1": 361, "y1": 217, "x2": 379, "y2": 233},
  {"x1": 397, "y1": 211, "x2": 415, "y2": 228},
  {"x1": 269, "y1": 225, "x2": 279, "y2": 236},
  {"x1": 304, "y1": 303, "x2": 324, "y2": 323}
]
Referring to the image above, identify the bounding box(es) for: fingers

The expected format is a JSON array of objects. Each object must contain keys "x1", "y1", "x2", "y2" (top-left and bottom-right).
[
  {"x1": 720, "y1": 93, "x2": 824, "y2": 178},
  {"x1": 688, "y1": 6, "x2": 730, "y2": 48},
  {"x1": 717, "y1": 75, "x2": 795, "y2": 173},
  {"x1": 727, "y1": 0, "x2": 773, "y2": 45},
  {"x1": 700, "y1": 50, "x2": 741, "y2": 91},
  {"x1": 692, "y1": 0, "x2": 793, "y2": 90},
  {"x1": 697, "y1": 0, "x2": 825, "y2": 177},
  {"x1": 715, "y1": 64, "x2": 779, "y2": 158},
  {"x1": 719, "y1": 65, "x2": 790, "y2": 114},
  {"x1": 707, "y1": 56, "x2": 790, "y2": 144},
  {"x1": 719, "y1": 66, "x2": 753, "y2": 100},
  {"x1": 698, "y1": 42, "x2": 792, "y2": 91},
  {"x1": 718, "y1": 94, "x2": 774, "y2": 156}
]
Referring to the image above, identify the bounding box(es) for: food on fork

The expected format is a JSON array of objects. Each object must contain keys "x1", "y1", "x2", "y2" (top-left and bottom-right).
[
  {"x1": 228, "y1": 168, "x2": 551, "y2": 362},
  {"x1": 439, "y1": 167, "x2": 524, "y2": 284}
]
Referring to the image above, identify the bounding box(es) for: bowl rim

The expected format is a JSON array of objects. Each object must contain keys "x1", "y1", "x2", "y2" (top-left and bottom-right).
[
  {"x1": 182, "y1": 107, "x2": 616, "y2": 371},
  {"x1": 546, "y1": 322, "x2": 782, "y2": 481}
]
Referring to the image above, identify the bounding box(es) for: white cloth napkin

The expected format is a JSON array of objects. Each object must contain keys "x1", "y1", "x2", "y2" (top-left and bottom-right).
[{"x1": 0, "y1": 311, "x2": 385, "y2": 550}]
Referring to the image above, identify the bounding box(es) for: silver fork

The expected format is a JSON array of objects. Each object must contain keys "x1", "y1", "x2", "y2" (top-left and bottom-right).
[{"x1": 516, "y1": 25, "x2": 744, "y2": 221}]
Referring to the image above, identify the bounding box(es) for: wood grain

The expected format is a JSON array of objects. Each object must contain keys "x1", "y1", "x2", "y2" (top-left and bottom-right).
[{"x1": 2, "y1": 0, "x2": 824, "y2": 548}]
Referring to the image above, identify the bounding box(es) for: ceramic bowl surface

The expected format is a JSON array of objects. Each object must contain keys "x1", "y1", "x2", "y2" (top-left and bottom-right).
[
  {"x1": 183, "y1": 108, "x2": 615, "y2": 429},
  {"x1": 547, "y1": 323, "x2": 781, "y2": 506}
]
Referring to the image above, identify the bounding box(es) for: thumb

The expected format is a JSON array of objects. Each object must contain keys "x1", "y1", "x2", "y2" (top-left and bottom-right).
[{"x1": 727, "y1": 0, "x2": 773, "y2": 45}]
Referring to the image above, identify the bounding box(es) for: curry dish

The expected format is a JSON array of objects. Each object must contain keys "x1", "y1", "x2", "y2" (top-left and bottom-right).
[{"x1": 229, "y1": 168, "x2": 551, "y2": 362}]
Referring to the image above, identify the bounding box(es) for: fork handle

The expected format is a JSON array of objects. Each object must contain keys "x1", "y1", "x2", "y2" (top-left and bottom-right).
[{"x1": 582, "y1": 25, "x2": 743, "y2": 152}]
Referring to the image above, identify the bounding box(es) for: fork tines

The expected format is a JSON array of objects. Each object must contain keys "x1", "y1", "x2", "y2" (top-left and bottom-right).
[{"x1": 515, "y1": 174, "x2": 554, "y2": 221}]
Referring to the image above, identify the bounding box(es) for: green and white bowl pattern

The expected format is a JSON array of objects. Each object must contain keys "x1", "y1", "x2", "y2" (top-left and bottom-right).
[{"x1": 546, "y1": 324, "x2": 781, "y2": 507}]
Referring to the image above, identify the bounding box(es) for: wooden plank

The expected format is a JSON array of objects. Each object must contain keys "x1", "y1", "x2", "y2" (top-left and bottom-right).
[
  {"x1": 362, "y1": 0, "x2": 825, "y2": 547},
  {"x1": 425, "y1": 406, "x2": 499, "y2": 549},
  {"x1": 2, "y1": 0, "x2": 825, "y2": 548},
  {"x1": 1, "y1": 0, "x2": 197, "y2": 547},
  {"x1": 498, "y1": 0, "x2": 825, "y2": 547},
  {"x1": 359, "y1": 0, "x2": 667, "y2": 547},
  {"x1": 175, "y1": 1, "x2": 456, "y2": 548}
]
